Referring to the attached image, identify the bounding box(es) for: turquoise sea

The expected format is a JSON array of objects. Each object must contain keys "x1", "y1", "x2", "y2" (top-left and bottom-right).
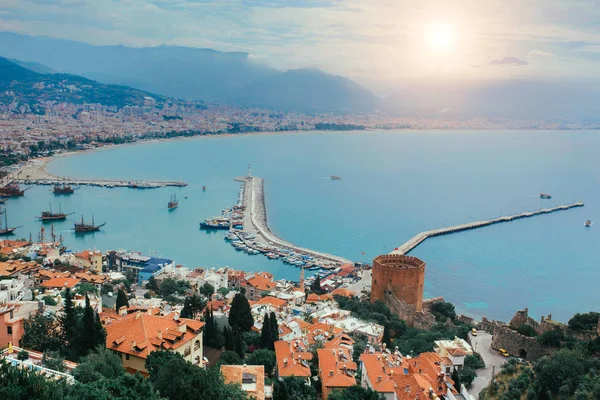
[{"x1": 7, "y1": 130, "x2": 600, "y2": 322}]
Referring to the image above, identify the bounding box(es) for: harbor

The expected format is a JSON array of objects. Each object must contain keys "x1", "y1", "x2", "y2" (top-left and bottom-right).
[
  {"x1": 14, "y1": 178, "x2": 187, "y2": 189},
  {"x1": 392, "y1": 202, "x2": 585, "y2": 255},
  {"x1": 201, "y1": 174, "x2": 353, "y2": 271}
]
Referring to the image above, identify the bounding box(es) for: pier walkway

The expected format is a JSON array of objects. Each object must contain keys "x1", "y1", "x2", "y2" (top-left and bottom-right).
[
  {"x1": 237, "y1": 176, "x2": 352, "y2": 266},
  {"x1": 391, "y1": 202, "x2": 584, "y2": 255},
  {"x1": 15, "y1": 178, "x2": 187, "y2": 189}
]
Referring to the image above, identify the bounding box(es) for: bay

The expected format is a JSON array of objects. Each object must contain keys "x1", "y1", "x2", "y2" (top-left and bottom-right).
[{"x1": 8, "y1": 130, "x2": 600, "y2": 322}]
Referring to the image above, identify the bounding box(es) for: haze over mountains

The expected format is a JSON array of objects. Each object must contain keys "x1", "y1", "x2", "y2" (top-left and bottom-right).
[{"x1": 2, "y1": 31, "x2": 600, "y2": 120}]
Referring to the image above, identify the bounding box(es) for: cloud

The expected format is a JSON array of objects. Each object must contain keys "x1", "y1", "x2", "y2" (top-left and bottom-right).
[
  {"x1": 489, "y1": 57, "x2": 529, "y2": 66},
  {"x1": 528, "y1": 50, "x2": 554, "y2": 58}
]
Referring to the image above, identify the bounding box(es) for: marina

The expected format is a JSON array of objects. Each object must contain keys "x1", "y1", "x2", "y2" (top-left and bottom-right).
[
  {"x1": 392, "y1": 202, "x2": 585, "y2": 255},
  {"x1": 206, "y1": 174, "x2": 353, "y2": 271},
  {"x1": 16, "y1": 178, "x2": 187, "y2": 189}
]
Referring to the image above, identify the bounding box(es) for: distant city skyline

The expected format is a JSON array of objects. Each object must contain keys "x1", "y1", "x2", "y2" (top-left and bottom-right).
[{"x1": 2, "y1": 0, "x2": 600, "y2": 83}]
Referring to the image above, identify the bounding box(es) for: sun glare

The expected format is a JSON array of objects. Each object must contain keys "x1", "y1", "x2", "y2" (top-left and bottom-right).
[{"x1": 426, "y1": 23, "x2": 457, "y2": 53}]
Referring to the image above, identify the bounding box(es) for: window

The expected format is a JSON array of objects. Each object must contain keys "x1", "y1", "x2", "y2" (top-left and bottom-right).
[
  {"x1": 194, "y1": 340, "x2": 201, "y2": 350},
  {"x1": 184, "y1": 346, "x2": 191, "y2": 357},
  {"x1": 125, "y1": 354, "x2": 130, "y2": 360},
  {"x1": 7, "y1": 326, "x2": 12, "y2": 335}
]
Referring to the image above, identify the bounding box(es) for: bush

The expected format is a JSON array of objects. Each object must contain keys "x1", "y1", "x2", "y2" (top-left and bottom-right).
[
  {"x1": 517, "y1": 324, "x2": 537, "y2": 337},
  {"x1": 430, "y1": 301, "x2": 457, "y2": 322},
  {"x1": 42, "y1": 295, "x2": 57, "y2": 306},
  {"x1": 17, "y1": 349, "x2": 29, "y2": 361},
  {"x1": 568, "y1": 312, "x2": 600, "y2": 332},
  {"x1": 464, "y1": 353, "x2": 485, "y2": 370},
  {"x1": 459, "y1": 367, "x2": 477, "y2": 388},
  {"x1": 538, "y1": 330, "x2": 564, "y2": 347}
]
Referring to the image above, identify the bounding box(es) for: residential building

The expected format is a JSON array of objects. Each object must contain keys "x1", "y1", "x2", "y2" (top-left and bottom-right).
[
  {"x1": 0, "y1": 301, "x2": 57, "y2": 348},
  {"x1": 274, "y1": 340, "x2": 313, "y2": 384},
  {"x1": 108, "y1": 252, "x2": 174, "y2": 285},
  {"x1": 318, "y1": 346, "x2": 357, "y2": 399},
  {"x1": 0, "y1": 279, "x2": 24, "y2": 303},
  {"x1": 221, "y1": 364, "x2": 268, "y2": 400},
  {"x1": 242, "y1": 272, "x2": 277, "y2": 301},
  {"x1": 74, "y1": 250, "x2": 103, "y2": 273},
  {"x1": 434, "y1": 338, "x2": 473, "y2": 372},
  {"x1": 105, "y1": 311, "x2": 204, "y2": 374}
]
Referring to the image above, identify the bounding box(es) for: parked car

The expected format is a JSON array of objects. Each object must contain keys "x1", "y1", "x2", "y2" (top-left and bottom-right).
[
  {"x1": 498, "y1": 348, "x2": 509, "y2": 357},
  {"x1": 471, "y1": 328, "x2": 478, "y2": 336}
]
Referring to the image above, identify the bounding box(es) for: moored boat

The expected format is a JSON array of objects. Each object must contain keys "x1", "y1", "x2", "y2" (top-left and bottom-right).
[
  {"x1": 74, "y1": 215, "x2": 106, "y2": 233},
  {"x1": 37, "y1": 203, "x2": 72, "y2": 221},
  {"x1": 168, "y1": 194, "x2": 179, "y2": 210},
  {"x1": 585, "y1": 220, "x2": 592, "y2": 227},
  {"x1": 0, "y1": 183, "x2": 27, "y2": 197},
  {"x1": 0, "y1": 209, "x2": 20, "y2": 235},
  {"x1": 199, "y1": 219, "x2": 230, "y2": 230},
  {"x1": 53, "y1": 183, "x2": 76, "y2": 195}
]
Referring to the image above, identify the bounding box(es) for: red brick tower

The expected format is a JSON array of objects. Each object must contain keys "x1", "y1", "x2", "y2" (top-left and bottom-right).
[{"x1": 370, "y1": 254, "x2": 425, "y2": 312}]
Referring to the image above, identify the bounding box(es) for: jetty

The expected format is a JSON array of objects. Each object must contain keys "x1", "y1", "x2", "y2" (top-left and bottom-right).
[
  {"x1": 226, "y1": 175, "x2": 352, "y2": 268},
  {"x1": 391, "y1": 202, "x2": 584, "y2": 255},
  {"x1": 14, "y1": 178, "x2": 187, "y2": 189}
]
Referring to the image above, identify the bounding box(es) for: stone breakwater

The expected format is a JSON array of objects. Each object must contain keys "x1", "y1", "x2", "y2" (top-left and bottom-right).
[
  {"x1": 392, "y1": 202, "x2": 585, "y2": 255},
  {"x1": 234, "y1": 175, "x2": 352, "y2": 267}
]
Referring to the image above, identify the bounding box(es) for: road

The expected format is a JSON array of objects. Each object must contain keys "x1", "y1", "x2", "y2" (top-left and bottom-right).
[
  {"x1": 469, "y1": 331, "x2": 507, "y2": 398},
  {"x1": 346, "y1": 269, "x2": 371, "y2": 295}
]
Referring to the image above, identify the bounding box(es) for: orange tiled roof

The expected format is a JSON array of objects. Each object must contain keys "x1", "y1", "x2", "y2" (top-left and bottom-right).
[
  {"x1": 274, "y1": 340, "x2": 313, "y2": 377},
  {"x1": 256, "y1": 296, "x2": 287, "y2": 308},
  {"x1": 359, "y1": 353, "x2": 406, "y2": 393},
  {"x1": 75, "y1": 250, "x2": 101, "y2": 261},
  {"x1": 221, "y1": 364, "x2": 265, "y2": 400},
  {"x1": 0, "y1": 240, "x2": 30, "y2": 248},
  {"x1": 40, "y1": 277, "x2": 81, "y2": 289},
  {"x1": 0, "y1": 260, "x2": 40, "y2": 276},
  {"x1": 72, "y1": 271, "x2": 109, "y2": 284},
  {"x1": 306, "y1": 293, "x2": 333, "y2": 303},
  {"x1": 105, "y1": 312, "x2": 205, "y2": 359},
  {"x1": 246, "y1": 274, "x2": 277, "y2": 291},
  {"x1": 305, "y1": 322, "x2": 344, "y2": 346},
  {"x1": 318, "y1": 347, "x2": 356, "y2": 391}
]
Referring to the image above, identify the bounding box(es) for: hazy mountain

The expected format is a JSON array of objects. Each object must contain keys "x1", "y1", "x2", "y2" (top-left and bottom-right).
[
  {"x1": 386, "y1": 77, "x2": 600, "y2": 121},
  {"x1": 8, "y1": 58, "x2": 55, "y2": 74},
  {"x1": 0, "y1": 57, "x2": 164, "y2": 109},
  {"x1": 0, "y1": 32, "x2": 377, "y2": 113},
  {"x1": 238, "y1": 68, "x2": 379, "y2": 113}
]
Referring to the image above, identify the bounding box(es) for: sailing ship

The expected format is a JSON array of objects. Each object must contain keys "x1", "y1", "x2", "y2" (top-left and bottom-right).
[
  {"x1": 0, "y1": 182, "x2": 28, "y2": 197},
  {"x1": 53, "y1": 183, "x2": 76, "y2": 195},
  {"x1": 37, "y1": 203, "x2": 72, "y2": 221},
  {"x1": 168, "y1": 194, "x2": 179, "y2": 210},
  {"x1": 74, "y1": 215, "x2": 106, "y2": 233},
  {"x1": 0, "y1": 209, "x2": 21, "y2": 235}
]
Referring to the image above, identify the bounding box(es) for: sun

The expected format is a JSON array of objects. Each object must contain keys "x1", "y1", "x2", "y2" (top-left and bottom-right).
[{"x1": 426, "y1": 23, "x2": 457, "y2": 53}]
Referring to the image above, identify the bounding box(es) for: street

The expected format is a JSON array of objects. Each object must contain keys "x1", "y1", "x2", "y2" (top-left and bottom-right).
[{"x1": 469, "y1": 331, "x2": 507, "y2": 398}]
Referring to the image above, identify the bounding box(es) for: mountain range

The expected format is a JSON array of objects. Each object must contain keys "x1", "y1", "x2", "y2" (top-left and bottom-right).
[
  {"x1": 0, "y1": 57, "x2": 163, "y2": 109},
  {"x1": 0, "y1": 32, "x2": 378, "y2": 114}
]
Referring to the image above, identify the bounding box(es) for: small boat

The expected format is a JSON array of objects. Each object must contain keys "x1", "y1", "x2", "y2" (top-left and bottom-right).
[
  {"x1": 168, "y1": 194, "x2": 178, "y2": 210},
  {"x1": 585, "y1": 220, "x2": 592, "y2": 227},
  {"x1": 540, "y1": 193, "x2": 552, "y2": 199},
  {"x1": 202, "y1": 185, "x2": 207, "y2": 191},
  {"x1": 0, "y1": 209, "x2": 21, "y2": 235},
  {"x1": 184, "y1": 195, "x2": 188, "y2": 199},
  {"x1": 330, "y1": 176, "x2": 341, "y2": 181},
  {"x1": 199, "y1": 219, "x2": 230, "y2": 230},
  {"x1": 0, "y1": 183, "x2": 28, "y2": 197},
  {"x1": 74, "y1": 215, "x2": 106, "y2": 233},
  {"x1": 37, "y1": 203, "x2": 72, "y2": 221}
]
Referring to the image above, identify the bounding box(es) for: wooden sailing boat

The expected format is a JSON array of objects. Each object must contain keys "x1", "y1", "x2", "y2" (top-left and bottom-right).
[
  {"x1": 0, "y1": 208, "x2": 21, "y2": 235},
  {"x1": 74, "y1": 215, "x2": 106, "y2": 233}
]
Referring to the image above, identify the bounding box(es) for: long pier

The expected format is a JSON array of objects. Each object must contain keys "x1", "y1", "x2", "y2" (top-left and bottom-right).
[
  {"x1": 235, "y1": 176, "x2": 352, "y2": 266},
  {"x1": 391, "y1": 202, "x2": 584, "y2": 255},
  {"x1": 14, "y1": 178, "x2": 187, "y2": 189}
]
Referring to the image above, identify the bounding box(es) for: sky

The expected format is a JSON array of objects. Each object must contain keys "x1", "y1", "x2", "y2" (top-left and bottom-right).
[{"x1": 2, "y1": 0, "x2": 600, "y2": 82}]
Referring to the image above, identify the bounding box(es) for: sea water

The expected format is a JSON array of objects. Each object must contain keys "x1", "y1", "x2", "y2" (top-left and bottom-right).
[{"x1": 8, "y1": 130, "x2": 600, "y2": 322}]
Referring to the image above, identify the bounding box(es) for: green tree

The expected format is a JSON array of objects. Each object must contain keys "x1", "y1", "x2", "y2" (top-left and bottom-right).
[
  {"x1": 229, "y1": 293, "x2": 254, "y2": 333},
  {"x1": 311, "y1": 275, "x2": 323, "y2": 295},
  {"x1": 16, "y1": 349, "x2": 29, "y2": 361},
  {"x1": 234, "y1": 330, "x2": 245, "y2": 359},
  {"x1": 451, "y1": 368, "x2": 461, "y2": 389},
  {"x1": 60, "y1": 287, "x2": 77, "y2": 347},
  {"x1": 76, "y1": 283, "x2": 99, "y2": 296},
  {"x1": 274, "y1": 376, "x2": 316, "y2": 400},
  {"x1": 538, "y1": 330, "x2": 564, "y2": 348},
  {"x1": 217, "y1": 350, "x2": 243, "y2": 366},
  {"x1": 181, "y1": 294, "x2": 205, "y2": 319},
  {"x1": 245, "y1": 349, "x2": 276, "y2": 377},
  {"x1": 42, "y1": 350, "x2": 66, "y2": 372},
  {"x1": 517, "y1": 324, "x2": 537, "y2": 337},
  {"x1": 149, "y1": 352, "x2": 248, "y2": 400},
  {"x1": 269, "y1": 312, "x2": 279, "y2": 348},
  {"x1": 42, "y1": 295, "x2": 57, "y2": 306},
  {"x1": 68, "y1": 373, "x2": 162, "y2": 400},
  {"x1": 21, "y1": 313, "x2": 62, "y2": 352},
  {"x1": 199, "y1": 283, "x2": 215, "y2": 297},
  {"x1": 430, "y1": 301, "x2": 457, "y2": 322},
  {"x1": 73, "y1": 347, "x2": 125, "y2": 383},
  {"x1": 459, "y1": 367, "x2": 477, "y2": 388},
  {"x1": 259, "y1": 312, "x2": 272, "y2": 349},
  {"x1": 568, "y1": 312, "x2": 600, "y2": 331},
  {"x1": 328, "y1": 386, "x2": 385, "y2": 400},
  {"x1": 146, "y1": 350, "x2": 184, "y2": 382},
  {"x1": 0, "y1": 360, "x2": 69, "y2": 398},
  {"x1": 145, "y1": 276, "x2": 159, "y2": 292},
  {"x1": 534, "y1": 348, "x2": 587, "y2": 395},
  {"x1": 382, "y1": 323, "x2": 392, "y2": 349},
  {"x1": 217, "y1": 287, "x2": 229, "y2": 297},
  {"x1": 223, "y1": 326, "x2": 234, "y2": 351},
  {"x1": 75, "y1": 295, "x2": 106, "y2": 358},
  {"x1": 464, "y1": 354, "x2": 485, "y2": 370},
  {"x1": 115, "y1": 289, "x2": 129, "y2": 312}
]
